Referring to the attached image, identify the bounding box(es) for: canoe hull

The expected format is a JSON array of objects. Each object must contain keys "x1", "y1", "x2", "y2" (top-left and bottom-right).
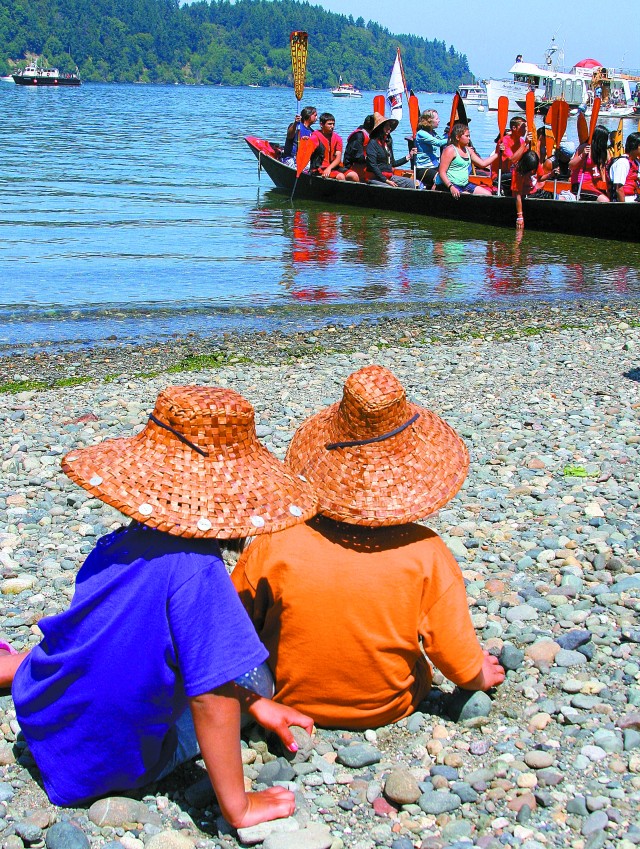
[{"x1": 246, "y1": 137, "x2": 639, "y2": 243}]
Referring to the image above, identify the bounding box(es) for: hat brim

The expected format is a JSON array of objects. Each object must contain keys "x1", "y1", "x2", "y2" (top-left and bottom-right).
[
  {"x1": 63, "y1": 429, "x2": 317, "y2": 539},
  {"x1": 286, "y1": 401, "x2": 469, "y2": 526},
  {"x1": 371, "y1": 118, "x2": 399, "y2": 137}
]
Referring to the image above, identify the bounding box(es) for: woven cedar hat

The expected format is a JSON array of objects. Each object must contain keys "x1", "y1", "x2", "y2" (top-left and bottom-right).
[
  {"x1": 370, "y1": 111, "x2": 399, "y2": 138},
  {"x1": 62, "y1": 385, "x2": 317, "y2": 539},
  {"x1": 286, "y1": 365, "x2": 468, "y2": 526}
]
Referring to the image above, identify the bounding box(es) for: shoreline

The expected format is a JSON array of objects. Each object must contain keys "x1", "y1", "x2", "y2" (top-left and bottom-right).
[
  {"x1": 0, "y1": 305, "x2": 639, "y2": 849},
  {"x1": 2, "y1": 299, "x2": 638, "y2": 391}
]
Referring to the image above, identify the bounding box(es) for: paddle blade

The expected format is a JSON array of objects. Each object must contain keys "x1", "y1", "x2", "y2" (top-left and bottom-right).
[
  {"x1": 296, "y1": 136, "x2": 316, "y2": 177},
  {"x1": 612, "y1": 118, "x2": 624, "y2": 157},
  {"x1": 588, "y1": 97, "x2": 601, "y2": 143},
  {"x1": 289, "y1": 31, "x2": 308, "y2": 102},
  {"x1": 577, "y1": 111, "x2": 588, "y2": 145},
  {"x1": 553, "y1": 100, "x2": 570, "y2": 147},
  {"x1": 373, "y1": 94, "x2": 385, "y2": 116},
  {"x1": 525, "y1": 90, "x2": 536, "y2": 137},
  {"x1": 544, "y1": 100, "x2": 556, "y2": 126},
  {"x1": 448, "y1": 93, "x2": 461, "y2": 133},
  {"x1": 409, "y1": 92, "x2": 419, "y2": 136},
  {"x1": 497, "y1": 96, "x2": 509, "y2": 137}
]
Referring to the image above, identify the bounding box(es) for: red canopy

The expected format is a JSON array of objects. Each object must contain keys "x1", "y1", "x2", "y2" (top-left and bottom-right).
[{"x1": 575, "y1": 58, "x2": 602, "y2": 69}]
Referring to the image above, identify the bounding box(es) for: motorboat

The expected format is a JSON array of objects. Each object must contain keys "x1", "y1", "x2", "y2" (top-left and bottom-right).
[
  {"x1": 0, "y1": 74, "x2": 14, "y2": 83},
  {"x1": 485, "y1": 43, "x2": 561, "y2": 111},
  {"x1": 12, "y1": 58, "x2": 80, "y2": 86},
  {"x1": 331, "y1": 79, "x2": 362, "y2": 98},
  {"x1": 457, "y1": 83, "x2": 487, "y2": 109}
]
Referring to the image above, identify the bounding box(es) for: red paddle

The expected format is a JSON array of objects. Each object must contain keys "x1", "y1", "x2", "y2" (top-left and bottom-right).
[
  {"x1": 496, "y1": 95, "x2": 509, "y2": 195},
  {"x1": 577, "y1": 97, "x2": 601, "y2": 200},
  {"x1": 291, "y1": 135, "x2": 317, "y2": 200},
  {"x1": 550, "y1": 100, "x2": 570, "y2": 198},
  {"x1": 373, "y1": 94, "x2": 385, "y2": 117},
  {"x1": 409, "y1": 91, "x2": 419, "y2": 187},
  {"x1": 525, "y1": 90, "x2": 536, "y2": 153},
  {"x1": 448, "y1": 93, "x2": 461, "y2": 141}
]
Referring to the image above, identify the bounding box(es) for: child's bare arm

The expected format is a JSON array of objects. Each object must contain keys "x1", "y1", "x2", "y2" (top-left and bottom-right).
[
  {"x1": 189, "y1": 691, "x2": 296, "y2": 828},
  {"x1": 0, "y1": 651, "x2": 29, "y2": 689},
  {"x1": 459, "y1": 650, "x2": 505, "y2": 691}
]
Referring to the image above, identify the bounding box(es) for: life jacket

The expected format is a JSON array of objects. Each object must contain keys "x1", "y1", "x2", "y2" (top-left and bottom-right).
[
  {"x1": 606, "y1": 155, "x2": 640, "y2": 200},
  {"x1": 343, "y1": 128, "x2": 370, "y2": 168},
  {"x1": 310, "y1": 130, "x2": 341, "y2": 171}
]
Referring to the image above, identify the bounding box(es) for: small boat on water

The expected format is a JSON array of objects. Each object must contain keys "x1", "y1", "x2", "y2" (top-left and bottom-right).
[
  {"x1": 331, "y1": 79, "x2": 362, "y2": 98},
  {"x1": 1, "y1": 74, "x2": 14, "y2": 83},
  {"x1": 12, "y1": 59, "x2": 81, "y2": 87},
  {"x1": 245, "y1": 135, "x2": 638, "y2": 243},
  {"x1": 457, "y1": 83, "x2": 487, "y2": 109}
]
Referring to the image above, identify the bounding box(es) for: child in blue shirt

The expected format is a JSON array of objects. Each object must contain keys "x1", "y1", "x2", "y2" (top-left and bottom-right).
[{"x1": 1, "y1": 385, "x2": 316, "y2": 828}]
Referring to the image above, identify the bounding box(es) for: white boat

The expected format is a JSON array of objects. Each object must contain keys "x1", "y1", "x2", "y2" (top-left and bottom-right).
[
  {"x1": 539, "y1": 64, "x2": 636, "y2": 114},
  {"x1": 331, "y1": 79, "x2": 362, "y2": 98},
  {"x1": 485, "y1": 42, "x2": 561, "y2": 111},
  {"x1": 457, "y1": 83, "x2": 487, "y2": 109},
  {"x1": 1, "y1": 74, "x2": 14, "y2": 83}
]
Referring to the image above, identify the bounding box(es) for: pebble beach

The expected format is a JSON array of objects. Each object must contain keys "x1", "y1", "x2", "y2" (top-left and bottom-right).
[{"x1": 0, "y1": 300, "x2": 639, "y2": 849}]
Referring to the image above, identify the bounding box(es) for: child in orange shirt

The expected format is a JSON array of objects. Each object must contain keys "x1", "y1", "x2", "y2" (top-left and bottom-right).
[{"x1": 232, "y1": 366, "x2": 504, "y2": 729}]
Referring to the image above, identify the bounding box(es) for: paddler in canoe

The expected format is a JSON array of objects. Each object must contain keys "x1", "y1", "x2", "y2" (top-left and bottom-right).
[{"x1": 436, "y1": 122, "x2": 503, "y2": 198}]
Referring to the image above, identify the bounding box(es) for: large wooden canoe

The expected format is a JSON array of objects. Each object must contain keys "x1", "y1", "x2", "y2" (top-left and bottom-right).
[{"x1": 246, "y1": 137, "x2": 639, "y2": 243}]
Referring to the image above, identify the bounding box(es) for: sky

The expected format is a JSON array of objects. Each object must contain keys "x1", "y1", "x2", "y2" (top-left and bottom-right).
[{"x1": 311, "y1": 0, "x2": 639, "y2": 81}]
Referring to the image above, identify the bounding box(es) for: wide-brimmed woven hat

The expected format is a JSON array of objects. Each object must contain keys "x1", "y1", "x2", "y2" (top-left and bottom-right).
[
  {"x1": 286, "y1": 365, "x2": 468, "y2": 526},
  {"x1": 370, "y1": 111, "x2": 399, "y2": 138},
  {"x1": 62, "y1": 385, "x2": 317, "y2": 539}
]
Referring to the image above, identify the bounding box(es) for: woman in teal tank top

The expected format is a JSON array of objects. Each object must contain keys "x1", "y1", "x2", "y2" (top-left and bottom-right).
[{"x1": 437, "y1": 123, "x2": 502, "y2": 198}]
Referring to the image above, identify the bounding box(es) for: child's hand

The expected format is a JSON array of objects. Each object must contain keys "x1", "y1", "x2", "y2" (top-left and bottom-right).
[
  {"x1": 480, "y1": 650, "x2": 505, "y2": 689},
  {"x1": 248, "y1": 697, "x2": 314, "y2": 752},
  {"x1": 230, "y1": 786, "x2": 296, "y2": 829}
]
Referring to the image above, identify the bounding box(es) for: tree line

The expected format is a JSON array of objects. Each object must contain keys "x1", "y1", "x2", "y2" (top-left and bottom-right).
[{"x1": 0, "y1": 0, "x2": 472, "y2": 91}]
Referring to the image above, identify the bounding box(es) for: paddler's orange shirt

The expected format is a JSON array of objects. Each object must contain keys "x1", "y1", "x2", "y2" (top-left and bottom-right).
[{"x1": 231, "y1": 518, "x2": 484, "y2": 729}]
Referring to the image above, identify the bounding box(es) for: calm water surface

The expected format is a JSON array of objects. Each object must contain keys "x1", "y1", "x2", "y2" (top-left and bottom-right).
[{"x1": 1, "y1": 83, "x2": 639, "y2": 348}]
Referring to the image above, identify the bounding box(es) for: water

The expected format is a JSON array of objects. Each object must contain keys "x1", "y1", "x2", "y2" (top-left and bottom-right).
[{"x1": 1, "y1": 83, "x2": 639, "y2": 349}]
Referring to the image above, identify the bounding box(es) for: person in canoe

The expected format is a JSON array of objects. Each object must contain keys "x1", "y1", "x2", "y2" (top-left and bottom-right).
[
  {"x1": 231, "y1": 365, "x2": 505, "y2": 730},
  {"x1": 436, "y1": 122, "x2": 502, "y2": 198},
  {"x1": 365, "y1": 113, "x2": 420, "y2": 188},
  {"x1": 343, "y1": 113, "x2": 376, "y2": 182},
  {"x1": 282, "y1": 105, "x2": 317, "y2": 167},
  {"x1": 491, "y1": 116, "x2": 527, "y2": 195},
  {"x1": 570, "y1": 125, "x2": 610, "y2": 202},
  {"x1": 0, "y1": 386, "x2": 315, "y2": 825},
  {"x1": 309, "y1": 112, "x2": 359, "y2": 181},
  {"x1": 608, "y1": 131, "x2": 640, "y2": 203},
  {"x1": 415, "y1": 109, "x2": 447, "y2": 188},
  {"x1": 513, "y1": 150, "x2": 544, "y2": 229}
]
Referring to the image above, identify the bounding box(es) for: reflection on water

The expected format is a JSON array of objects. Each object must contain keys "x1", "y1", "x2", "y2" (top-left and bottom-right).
[{"x1": 251, "y1": 193, "x2": 640, "y2": 304}]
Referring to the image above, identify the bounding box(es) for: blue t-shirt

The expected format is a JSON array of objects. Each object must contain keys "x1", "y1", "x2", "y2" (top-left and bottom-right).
[{"x1": 12, "y1": 523, "x2": 267, "y2": 806}]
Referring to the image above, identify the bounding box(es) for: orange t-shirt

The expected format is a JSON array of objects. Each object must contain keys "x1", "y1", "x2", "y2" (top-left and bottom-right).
[{"x1": 231, "y1": 518, "x2": 483, "y2": 729}]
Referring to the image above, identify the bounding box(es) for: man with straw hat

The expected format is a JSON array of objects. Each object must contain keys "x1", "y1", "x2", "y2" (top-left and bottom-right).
[
  {"x1": 1, "y1": 386, "x2": 315, "y2": 826},
  {"x1": 232, "y1": 366, "x2": 504, "y2": 729}
]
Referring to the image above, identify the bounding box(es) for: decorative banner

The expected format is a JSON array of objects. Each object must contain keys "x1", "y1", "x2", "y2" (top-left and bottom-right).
[
  {"x1": 386, "y1": 50, "x2": 404, "y2": 121},
  {"x1": 290, "y1": 31, "x2": 308, "y2": 103}
]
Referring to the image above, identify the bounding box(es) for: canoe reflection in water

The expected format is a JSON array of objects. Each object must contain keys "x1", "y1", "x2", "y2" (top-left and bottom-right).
[{"x1": 248, "y1": 199, "x2": 640, "y2": 304}]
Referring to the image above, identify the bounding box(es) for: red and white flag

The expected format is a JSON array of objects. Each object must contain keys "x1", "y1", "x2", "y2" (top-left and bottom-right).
[{"x1": 386, "y1": 50, "x2": 405, "y2": 121}]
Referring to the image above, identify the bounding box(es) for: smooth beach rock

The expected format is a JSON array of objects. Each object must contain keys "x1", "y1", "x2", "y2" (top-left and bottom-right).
[
  {"x1": 336, "y1": 743, "x2": 382, "y2": 769},
  {"x1": 236, "y1": 818, "x2": 299, "y2": 846},
  {"x1": 45, "y1": 822, "x2": 90, "y2": 849},
  {"x1": 417, "y1": 790, "x2": 461, "y2": 815},
  {"x1": 144, "y1": 832, "x2": 196, "y2": 849},
  {"x1": 524, "y1": 751, "x2": 554, "y2": 769},
  {"x1": 384, "y1": 769, "x2": 421, "y2": 805},
  {"x1": 262, "y1": 823, "x2": 333, "y2": 849},
  {"x1": 446, "y1": 690, "x2": 493, "y2": 722},
  {"x1": 1, "y1": 576, "x2": 37, "y2": 594},
  {"x1": 89, "y1": 797, "x2": 160, "y2": 827}
]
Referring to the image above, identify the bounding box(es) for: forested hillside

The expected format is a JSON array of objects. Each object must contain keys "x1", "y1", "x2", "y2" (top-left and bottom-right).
[{"x1": 0, "y1": 0, "x2": 472, "y2": 90}]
